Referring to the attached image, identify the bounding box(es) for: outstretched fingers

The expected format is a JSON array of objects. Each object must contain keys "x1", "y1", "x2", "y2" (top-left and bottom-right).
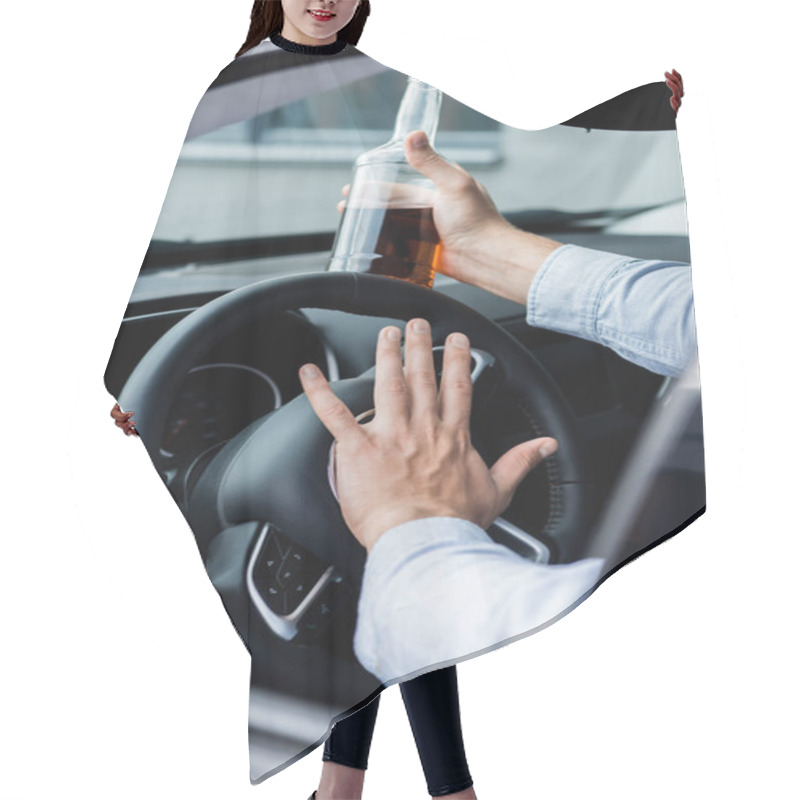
[
  {"x1": 403, "y1": 319, "x2": 439, "y2": 423},
  {"x1": 299, "y1": 364, "x2": 364, "y2": 444},
  {"x1": 438, "y1": 331, "x2": 473, "y2": 428},
  {"x1": 373, "y1": 325, "x2": 409, "y2": 424},
  {"x1": 490, "y1": 437, "x2": 558, "y2": 511}
]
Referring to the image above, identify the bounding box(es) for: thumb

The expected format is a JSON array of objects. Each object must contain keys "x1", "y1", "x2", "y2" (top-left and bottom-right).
[
  {"x1": 489, "y1": 437, "x2": 558, "y2": 509},
  {"x1": 404, "y1": 130, "x2": 467, "y2": 191}
]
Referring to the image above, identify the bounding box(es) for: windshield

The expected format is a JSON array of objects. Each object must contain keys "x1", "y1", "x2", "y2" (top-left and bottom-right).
[{"x1": 141, "y1": 53, "x2": 686, "y2": 283}]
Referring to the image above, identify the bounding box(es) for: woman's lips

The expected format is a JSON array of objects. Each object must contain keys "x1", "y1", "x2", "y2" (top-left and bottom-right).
[{"x1": 308, "y1": 9, "x2": 335, "y2": 22}]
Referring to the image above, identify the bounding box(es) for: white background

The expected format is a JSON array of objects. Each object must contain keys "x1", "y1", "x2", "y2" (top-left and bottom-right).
[{"x1": 2, "y1": 1, "x2": 797, "y2": 798}]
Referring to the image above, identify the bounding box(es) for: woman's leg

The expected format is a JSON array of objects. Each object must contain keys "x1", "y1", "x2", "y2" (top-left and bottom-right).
[
  {"x1": 400, "y1": 666, "x2": 475, "y2": 798},
  {"x1": 317, "y1": 668, "x2": 475, "y2": 799},
  {"x1": 315, "y1": 695, "x2": 381, "y2": 800}
]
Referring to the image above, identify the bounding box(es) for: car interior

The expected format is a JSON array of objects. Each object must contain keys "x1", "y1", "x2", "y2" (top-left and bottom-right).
[{"x1": 102, "y1": 52, "x2": 705, "y2": 772}]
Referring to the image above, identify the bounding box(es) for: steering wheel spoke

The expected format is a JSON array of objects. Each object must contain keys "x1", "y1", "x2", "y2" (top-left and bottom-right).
[
  {"x1": 487, "y1": 515, "x2": 551, "y2": 564},
  {"x1": 246, "y1": 521, "x2": 346, "y2": 642}
]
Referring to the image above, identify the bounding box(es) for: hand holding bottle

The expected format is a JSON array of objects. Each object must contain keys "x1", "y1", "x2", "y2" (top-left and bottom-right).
[{"x1": 339, "y1": 130, "x2": 564, "y2": 306}]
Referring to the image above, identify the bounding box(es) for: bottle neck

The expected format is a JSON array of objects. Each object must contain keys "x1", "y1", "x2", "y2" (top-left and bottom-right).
[
  {"x1": 269, "y1": 31, "x2": 348, "y2": 56},
  {"x1": 390, "y1": 79, "x2": 442, "y2": 145}
]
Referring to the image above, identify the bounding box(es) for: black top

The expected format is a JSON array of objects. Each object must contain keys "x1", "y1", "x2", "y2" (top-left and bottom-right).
[{"x1": 269, "y1": 31, "x2": 348, "y2": 56}]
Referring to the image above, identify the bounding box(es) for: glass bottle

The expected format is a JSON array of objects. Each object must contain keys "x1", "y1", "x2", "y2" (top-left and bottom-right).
[{"x1": 326, "y1": 77, "x2": 443, "y2": 289}]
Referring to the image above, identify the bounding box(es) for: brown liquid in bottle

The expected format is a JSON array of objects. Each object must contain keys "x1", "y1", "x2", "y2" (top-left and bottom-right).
[{"x1": 363, "y1": 206, "x2": 441, "y2": 289}]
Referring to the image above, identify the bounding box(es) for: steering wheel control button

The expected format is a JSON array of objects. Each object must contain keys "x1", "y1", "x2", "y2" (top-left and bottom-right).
[
  {"x1": 300, "y1": 582, "x2": 337, "y2": 634},
  {"x1": 262, "y1": 536, "x2": 282, "y2": 574},
  {"x1": 256, "y1": 530, "x2": 323, "y2": 616},
  {"x1": 247, "y1": 522, "x2": 339, "y2": 641}
]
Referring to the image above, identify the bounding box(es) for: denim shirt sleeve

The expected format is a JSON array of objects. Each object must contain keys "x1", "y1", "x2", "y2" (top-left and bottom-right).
[
  {"x1": 526, "y1": 243, "x2": 698, "y2": 378},
  {"x1": 353, "y1": 516, "x2": 604, "y2": 682}
]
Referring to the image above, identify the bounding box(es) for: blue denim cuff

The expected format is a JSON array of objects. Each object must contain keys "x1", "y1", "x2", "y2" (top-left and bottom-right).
[{"x1": 526, "y1": 243, "x2": 630, "y2": 341}]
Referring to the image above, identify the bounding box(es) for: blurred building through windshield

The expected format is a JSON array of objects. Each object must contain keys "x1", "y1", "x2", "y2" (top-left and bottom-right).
[{"x1": 152, "y1": 70, "x2": 686, "y2": 245}]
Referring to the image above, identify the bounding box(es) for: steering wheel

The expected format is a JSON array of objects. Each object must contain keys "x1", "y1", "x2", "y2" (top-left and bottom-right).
[{"x1": 119, "y1": 271, "x2": 593, "y2": 646}]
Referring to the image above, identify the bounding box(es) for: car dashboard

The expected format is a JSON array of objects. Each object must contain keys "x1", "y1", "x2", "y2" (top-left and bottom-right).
[{"x1": 105, "y1": 231, "x2": 687, "y2": 532}]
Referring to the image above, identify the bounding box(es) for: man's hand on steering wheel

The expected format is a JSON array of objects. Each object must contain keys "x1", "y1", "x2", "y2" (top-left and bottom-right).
[{"x1": 299, "y1": 317, "x2": 558, "y2": 553}]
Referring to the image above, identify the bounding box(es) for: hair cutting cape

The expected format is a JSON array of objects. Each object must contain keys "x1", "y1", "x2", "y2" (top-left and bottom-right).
[{"x1": 104, "y1": 34, "x2": 704, "y2": 783}]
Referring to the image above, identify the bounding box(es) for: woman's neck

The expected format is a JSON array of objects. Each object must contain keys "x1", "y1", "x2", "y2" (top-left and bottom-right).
[{"x1": 270, "y1": 30, "x2": 348, "y2": 56}]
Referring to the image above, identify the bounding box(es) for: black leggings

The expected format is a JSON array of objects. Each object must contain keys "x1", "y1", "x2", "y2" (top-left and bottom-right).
[{"x1": 323, "y1": 666, "x2": 473, "y2": 797}]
